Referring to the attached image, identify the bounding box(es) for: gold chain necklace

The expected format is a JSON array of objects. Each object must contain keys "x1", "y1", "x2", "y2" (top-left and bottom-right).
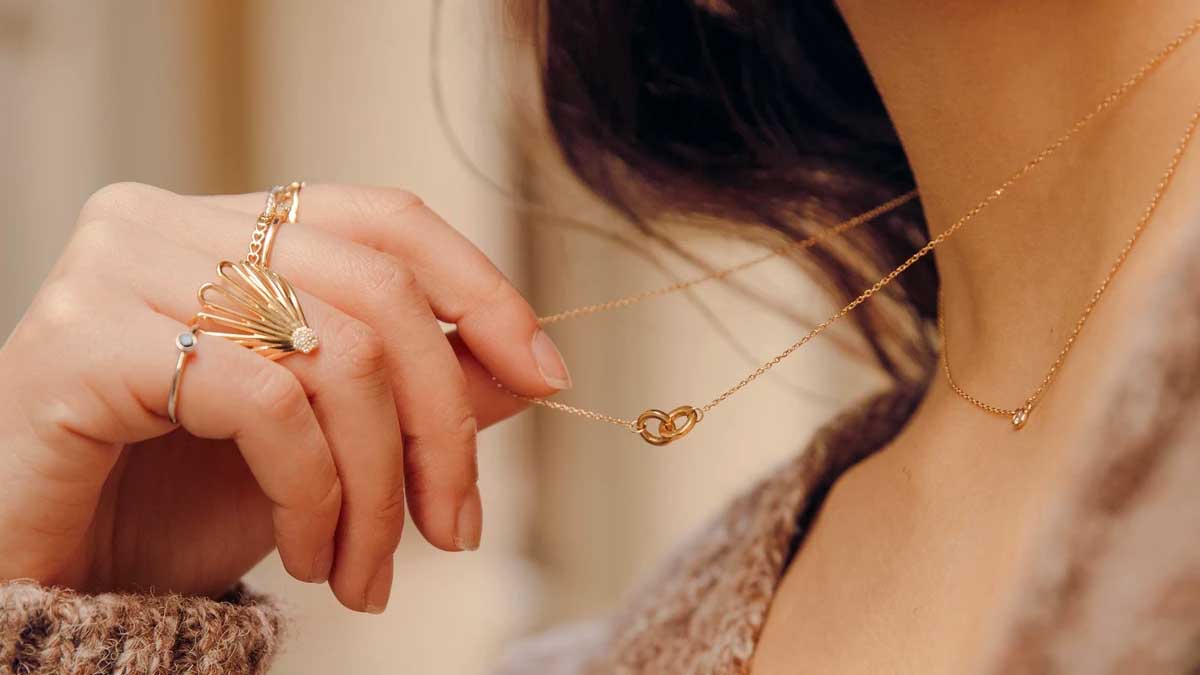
[
  {"x1": 508, "y1": 18, "x2": 1200, "y2": 446},
  {"x1": 941, "y1": 101, "x2": 1200, "y2": 430}
]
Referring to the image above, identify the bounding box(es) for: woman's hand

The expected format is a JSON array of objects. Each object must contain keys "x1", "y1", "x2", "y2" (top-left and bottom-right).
[{"x1": 0, "y1": 182, "x2": 570, "y2": 613}]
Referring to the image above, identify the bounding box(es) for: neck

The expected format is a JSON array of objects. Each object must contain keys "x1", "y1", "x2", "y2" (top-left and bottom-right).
[{"x1": 837, "y1": 1, "x2": 1200, "y2": 407}]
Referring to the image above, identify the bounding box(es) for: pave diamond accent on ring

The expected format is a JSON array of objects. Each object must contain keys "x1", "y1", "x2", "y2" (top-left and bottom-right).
[{"x1": 291, "y1": 326, "x2": 320, "y2": 354}]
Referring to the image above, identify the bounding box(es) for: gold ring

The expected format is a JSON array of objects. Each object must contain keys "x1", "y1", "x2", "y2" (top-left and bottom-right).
[
  {"x1": 168, "y1": 327, "x2": 199, "y2": 424},
  {"x1": 261, "y1": 182, "x2": 303, "y2": 267},
  {"x1": 194, "y1": 261, "x2": 319, "y2": 359},
  {"x1": 192, "y1": 181, "x2": 318, "y2": 360},
  {"x1": 249, "y1": 182, "x2": 303, "y2": 267}
]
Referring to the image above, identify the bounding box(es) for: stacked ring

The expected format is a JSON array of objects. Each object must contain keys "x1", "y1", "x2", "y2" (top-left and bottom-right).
[{"x1": 168, "y1": 182, "x2": 317, "y2": 424}]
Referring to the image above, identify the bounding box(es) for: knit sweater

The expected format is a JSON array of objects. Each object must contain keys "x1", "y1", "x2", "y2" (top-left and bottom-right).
[
  {"x1": 0, "y1": 584, "x2": 281, "y2": 675},
  {"x1": 4, "y1": 228, "x2": 1200, "y2": 674}
]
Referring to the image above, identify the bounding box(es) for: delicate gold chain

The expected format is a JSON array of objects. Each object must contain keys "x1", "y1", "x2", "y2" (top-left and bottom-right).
[
  {"x1": 941, "y1": 102, "x2": 1200, "y2": 429},
  {"x1": 516, "y1": 18, "x2": 1200, "y2": 445},
  {"x1": 536, "y1": 190, "x2": 919, "y2": 325}
]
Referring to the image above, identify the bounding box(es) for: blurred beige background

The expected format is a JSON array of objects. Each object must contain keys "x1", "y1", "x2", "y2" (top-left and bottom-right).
[{"x1": 0, "y1": 2, "x2": 877, "y2": 673}]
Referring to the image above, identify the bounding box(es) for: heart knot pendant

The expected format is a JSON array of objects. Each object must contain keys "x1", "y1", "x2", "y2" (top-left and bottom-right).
[{"x1": 635, "y1": 405, "x2": 702, "y2": 446}]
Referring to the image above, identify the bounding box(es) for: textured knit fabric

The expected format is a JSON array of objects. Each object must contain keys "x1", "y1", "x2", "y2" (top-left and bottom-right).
[{"x1": 0, "y1": 582, "x2": 282, "y2": 675}]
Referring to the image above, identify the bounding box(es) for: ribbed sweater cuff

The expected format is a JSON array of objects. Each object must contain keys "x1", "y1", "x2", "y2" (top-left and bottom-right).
[{"x1": 0, "y1": 580, "x2": 283, "y2": 675}]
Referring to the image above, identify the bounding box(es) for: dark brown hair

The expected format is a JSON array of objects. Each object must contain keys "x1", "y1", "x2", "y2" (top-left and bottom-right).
[{"x1": 534, "y1": 0, "x2": 940, "y2": 384}]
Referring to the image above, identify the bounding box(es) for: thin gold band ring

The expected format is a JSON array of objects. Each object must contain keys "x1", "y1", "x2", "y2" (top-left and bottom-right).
[
  {"x1": 258, "y1": 182, "x2": 303, "y2": 267},
  {"x1": 167, "y1": 327, "x2": 199, "y2": 424}
]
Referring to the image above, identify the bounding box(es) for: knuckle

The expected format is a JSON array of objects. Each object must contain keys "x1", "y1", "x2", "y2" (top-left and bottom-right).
[
  {"x1": 24, "y1": 391, "x2": 102, "y2": 455},
  {"x1": 343, "y1": 187, "x2": 427, "y2": 247},
  {"x1": 373, "y1": 478, "x2": 408, "y2": 528},
  {"x1": 403, "y1": 407, "x2": 479, "y2": 488},
  {"x1": 453, "y1": 411, "x2": 481, "y2": 485},
  {"x1": 78, "y1": 181, "x2": 156, "y2": 224},
  {"x1": 26, "y1": 280, "x2": 93, "y2": 334},
  {"x1": 312, "y1": 473, "x2": 344, "y2": 516},
  {"x1": 329, "y1": 317, "x2": 389, "y2": 382},
  {"x1": 64, "y1": 218, "x2": 128, "y2": 269},
  {"x1": 479, "y1": 271, "x2": 512, "y2": 310},
  {"x1": 459, "y1": 271, "x2": 526, "y2": 329},
  {"x1": 450, "y1": 408, "x2": 480, "y2": 449},
  {"x1": 364, "y1": 253, "x2": 420, "y2": 297},
  {"x1": 348, "y1": 186, "x2": 425, "y2": 222},
  {"x1": 247, "y1": 365, "x2": 309, "y2": 424}
]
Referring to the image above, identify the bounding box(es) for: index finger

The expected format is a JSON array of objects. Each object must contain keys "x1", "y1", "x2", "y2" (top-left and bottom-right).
[{"x1": 198, "y1": 185, "x2": 572, "y2": 398}]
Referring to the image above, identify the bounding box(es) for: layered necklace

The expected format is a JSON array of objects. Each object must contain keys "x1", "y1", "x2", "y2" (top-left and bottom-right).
[{"x1": 509, "y1": 19, "x2": 1200, "y2": 445}]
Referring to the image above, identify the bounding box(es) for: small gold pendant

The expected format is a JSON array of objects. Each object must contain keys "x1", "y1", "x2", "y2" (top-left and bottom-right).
[
  {"x1": 636, "y1": 405, "x2": 701, "y2": 446},
  {"x1": 1011, "y1": 405, "x2": 1031, "y2": 430}
]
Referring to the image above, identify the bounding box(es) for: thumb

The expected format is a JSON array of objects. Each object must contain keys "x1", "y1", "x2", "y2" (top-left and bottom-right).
[{"x1": 450, "y1": 332, "x2": 533, "y2": 430}]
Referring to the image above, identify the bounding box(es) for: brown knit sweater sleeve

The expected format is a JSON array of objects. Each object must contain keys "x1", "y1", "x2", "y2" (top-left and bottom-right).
[{"x1": 0, "y1": 581, "x2": 283, "y2": 675}]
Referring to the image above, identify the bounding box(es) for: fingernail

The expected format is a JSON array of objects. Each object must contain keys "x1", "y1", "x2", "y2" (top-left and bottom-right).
[
  {"x1": 531, "y1": 330, "x2": 572, "y2": 390},
  {"x1": 364, "y1": 557, "x2": 394, "y2": 614},
  {"x1": 454, "y1": 485, "x2": 483, "y2": 552},
  {"x1": 311, "y1": 541, "x2": 334, "y2": 583}
]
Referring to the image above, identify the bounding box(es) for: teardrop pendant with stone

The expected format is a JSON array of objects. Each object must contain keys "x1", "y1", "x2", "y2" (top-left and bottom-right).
[{"x1": 1011, "y1": 404, "x2": 1031, "y2": 430}]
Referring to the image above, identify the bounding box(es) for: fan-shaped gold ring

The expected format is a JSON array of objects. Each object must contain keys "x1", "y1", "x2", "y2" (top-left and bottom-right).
[{"x1": 194, "y1": 182, "x2": 317, "y2": 359}]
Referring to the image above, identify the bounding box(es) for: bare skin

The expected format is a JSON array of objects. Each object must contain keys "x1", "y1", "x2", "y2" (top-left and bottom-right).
[
  {"x1": 753, "y1": 2, "x2": 1200, "y2": 673},
  {"x1": 0, "y1": 183, "x2": 572, "y2": 614}
]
